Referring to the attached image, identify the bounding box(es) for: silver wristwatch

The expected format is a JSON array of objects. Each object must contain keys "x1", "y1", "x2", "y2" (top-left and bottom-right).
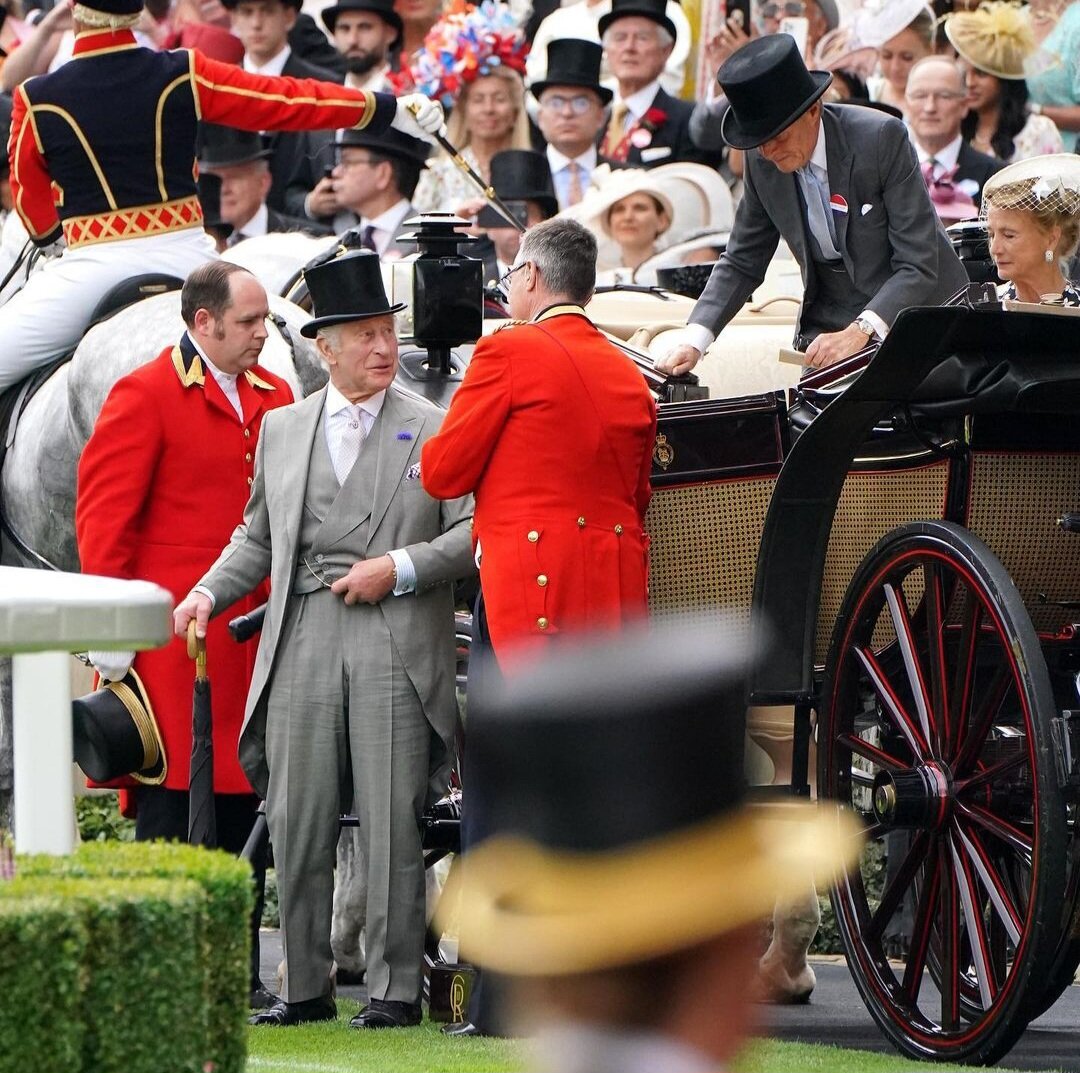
[{"x1": 853, "y1": 317, "x2": 877, "y2": 340}]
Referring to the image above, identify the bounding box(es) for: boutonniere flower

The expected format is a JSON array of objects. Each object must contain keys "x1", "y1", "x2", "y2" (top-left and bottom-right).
[
  {"x1": 642, "y1": 107, "x2": 668, "y2": 133},
  {"x1": 397, "y1": 431, "x2": 413, "y2": 441}
]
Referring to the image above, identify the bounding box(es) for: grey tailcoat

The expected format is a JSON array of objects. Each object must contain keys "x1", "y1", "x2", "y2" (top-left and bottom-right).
[
  {"x1": 690, "y1": 103, "x2": 969, "y2": 339},
  {"x1": 197, "y1": 384, "x2": 475, "y2": 798}
]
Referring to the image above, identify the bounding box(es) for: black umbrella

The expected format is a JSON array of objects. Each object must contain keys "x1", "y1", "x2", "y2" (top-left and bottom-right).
[{"x1": 187, "y1": 621, "x2": 217, "y2": 847}]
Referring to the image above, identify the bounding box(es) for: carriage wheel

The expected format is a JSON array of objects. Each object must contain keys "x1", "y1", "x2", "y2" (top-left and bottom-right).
[{"x1": 819, "y1": 521, "x2": 1066, "y2": 1065}]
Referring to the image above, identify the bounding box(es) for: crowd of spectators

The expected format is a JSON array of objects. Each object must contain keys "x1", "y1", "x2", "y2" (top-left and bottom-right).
[{"x1": 0, "y1": 0, "x2": 1076, "y2": 272}]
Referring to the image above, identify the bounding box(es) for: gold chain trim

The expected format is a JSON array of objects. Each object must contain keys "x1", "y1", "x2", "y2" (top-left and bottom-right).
[{"x1": 62, "y1": 194, "x2": 203, "y2": 249}]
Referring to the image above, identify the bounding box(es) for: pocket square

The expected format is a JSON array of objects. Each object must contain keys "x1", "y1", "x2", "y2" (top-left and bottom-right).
[
  {"x1": 860, "y1": 203, "x2": 873, "y2": 216},
  {"x1": 405, "y1": 462, "x2": 422, "y2": 482}
]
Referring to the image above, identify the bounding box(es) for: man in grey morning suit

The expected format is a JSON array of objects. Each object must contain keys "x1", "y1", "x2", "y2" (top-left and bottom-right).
[
  {"x1": 173, "y1": 250, "x2": 475, "y2": 1030},
  {"x1": 658, "y1": 35, "x2": 969, "y2": 374}
]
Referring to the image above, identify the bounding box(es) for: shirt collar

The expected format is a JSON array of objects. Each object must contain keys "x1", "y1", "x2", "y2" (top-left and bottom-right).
[
  {"x1": 72, "y1": 28, "x2": 138, "y2": 57},
  {"x1": 236, "y1": 202, "x2": 270, "y2": 239},
  {"x1": 911, "y1": 133, "x2": 962, "y2": 171},
  {"x1": 808, "y1": 118, "x2": 828, "y2": 174},
  {"x1": 547, "y1": 144, "x2": 597, "y2": 172},
  {"x1": 325, "y1": 380, "x2": 386, "y2": 422},
  {"x1": 622, "y1": 80, "x2": 661, "y2": 120},
  {"x1": 362, "y1": 198, "x2": 411, "y2": 236},
  {"x1": 346, "y1": 63, "x2": 391, "y2": 92},
  {"x1": 244, "y1": 45, "x2": 291, "y2": 77}
]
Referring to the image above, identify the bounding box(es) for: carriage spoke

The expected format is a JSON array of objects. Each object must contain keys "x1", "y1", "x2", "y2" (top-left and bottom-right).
[
  {"x1": 868, "y1": 829, "x2": 929, "y2": 944},
  {"x1": 953, "y1": 665, "x2": 1011, "y2": 777},
  {"x1": 884, "y1": 582, "x2": 935, "y2": 756},
  {"x1": 922, "y1": 562, "x2": 949, "y2": 757},
  {"x1": 954, "y1": 800, "x2": 1033, "y2": 865},
  {"x1": 952, "y1": 821, "x2": 1023, "y2": 945},
  {"x1": 902, "y1": 838, "x2": 940, "y2": 1001},
  {"x1": 954, "y1": 751, "x2": 1028, "y2": 796},
  {"x1": 950, "y1": 831, "x2": 996, "y2": 1010},
  {"x1": 838, "y1": 731, "x2": 909, "y2": 773},
  {"x1": 853, "y1": 646, "x2": 928, "y2": 760},
  {"x1": 939, "y1": 838, "x2": 961, "y2": 1031},
  {"x1": 948, "y1": 582, "x2": 982, "y2": 749}
]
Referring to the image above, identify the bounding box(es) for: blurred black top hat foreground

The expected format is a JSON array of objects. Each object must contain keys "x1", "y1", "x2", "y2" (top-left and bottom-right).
[{"x1": 437, "y1": 616, "x2": 861, "y2": 977}]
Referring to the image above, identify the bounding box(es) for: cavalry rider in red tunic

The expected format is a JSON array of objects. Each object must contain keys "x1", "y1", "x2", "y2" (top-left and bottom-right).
[{"x1": 0, "y1": 0, "x2": 441, "y2": 392}]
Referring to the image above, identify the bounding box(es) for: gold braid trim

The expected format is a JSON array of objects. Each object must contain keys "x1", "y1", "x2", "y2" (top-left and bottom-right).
[{"x1": 106, "y1": 670, "x2": 168, "y2": 786}]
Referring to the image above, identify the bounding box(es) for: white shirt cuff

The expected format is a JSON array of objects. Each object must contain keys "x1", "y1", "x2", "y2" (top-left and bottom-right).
[
  {"x1": 860, "y1": 310, "x2": 889, "y2": 340},
  {"x1": 387, "y1": 549, "x2": 416, "y2": 595},
  {"x1": 680, "y1": 322, "x2": 716, "y2": 356},
  {"x1": 192, "y1": 585, "x2": 217, "y2": 610}
]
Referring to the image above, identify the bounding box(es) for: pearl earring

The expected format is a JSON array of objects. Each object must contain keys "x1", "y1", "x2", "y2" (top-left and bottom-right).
[{"x1": 1046, "y1": 249, "x2": 1055, "y2": 263}]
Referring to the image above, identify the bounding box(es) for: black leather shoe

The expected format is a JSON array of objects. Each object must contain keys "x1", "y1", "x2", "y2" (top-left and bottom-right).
[
  {"x1": 441, "y1": 1020, "x2": 481, "y2": 1037},
  {"x1": 349, "y1": 998, "x2": 422, "y2": 1029},
  {"x1": 249, "y1": 984, "x2": 280, "y2": 1010},
  {"x1": 249, "y1": 995, "x2": 337, "y2": 1026}
]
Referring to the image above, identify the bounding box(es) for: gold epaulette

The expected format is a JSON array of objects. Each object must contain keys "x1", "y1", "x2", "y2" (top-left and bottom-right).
[{"x1": 494, "y1": 319, "x2": 528, "y2": 332}]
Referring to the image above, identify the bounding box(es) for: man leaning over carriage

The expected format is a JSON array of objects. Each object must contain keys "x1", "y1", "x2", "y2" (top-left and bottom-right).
[{"x1": 0, "y1": 0, "x2": 442, "y2": 395}]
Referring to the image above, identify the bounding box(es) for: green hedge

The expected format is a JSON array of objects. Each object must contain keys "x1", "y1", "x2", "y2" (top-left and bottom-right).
[
  {"x1": 0, "y1": 895, "x2": 86, "y2": 1073},
  {"x1": 15, "y1": 842, "x2": 253, "y2": 1073}
]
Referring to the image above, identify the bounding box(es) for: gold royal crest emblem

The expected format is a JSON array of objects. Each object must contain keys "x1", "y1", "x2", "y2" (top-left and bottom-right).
[{"x1": 653, "y1": 433, "x2": 674, "y2": 470}]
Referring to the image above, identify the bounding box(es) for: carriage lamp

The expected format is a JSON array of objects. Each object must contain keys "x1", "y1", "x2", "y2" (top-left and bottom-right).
[
  {"x1": 394, "y1": 214, "x2": 483, "y2": 395},
  {"x1": 946, "y1": 220, "x2": 1002, "y2": 287}
]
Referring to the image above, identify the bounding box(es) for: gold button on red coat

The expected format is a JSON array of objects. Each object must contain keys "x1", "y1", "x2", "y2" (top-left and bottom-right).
[
  {"x1": 537, "y1": 617, "x2": 549, "y2": 629},
  {"x1": 527, "y1": 530, "x2": 539, "y2": 543},
  {"x1": 245, "y1": 453, "x2": 252, "y2": 462},
  {"x1": 614, "y1": 524, "x2": 623, "y2": 535},
  {"x1": 536, "y1": 574, "x2": 548, "y2": 587},
  {"x1": 577, "y1": 516, "x2": 586, "y2": 527},
  {"x1": 244, "y1": 428, "x2": 251, "y2": 438},
  {"x1": 247, "y1": 477, "x2": 253, "y2": 485}
]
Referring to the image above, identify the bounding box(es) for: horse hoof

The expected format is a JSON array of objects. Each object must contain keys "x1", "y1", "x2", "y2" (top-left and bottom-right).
[{"x1": 755, "y1": 954, "x2": 816, "y2": 1005}]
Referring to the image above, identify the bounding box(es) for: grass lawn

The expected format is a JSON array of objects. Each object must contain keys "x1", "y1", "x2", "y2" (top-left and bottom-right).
[{"x1": 245, "y1": 1002, "x2": 1014, "y2": 1073}]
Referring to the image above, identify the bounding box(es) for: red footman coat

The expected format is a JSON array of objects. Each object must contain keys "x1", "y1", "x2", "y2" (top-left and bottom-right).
[
  {"x1": 76, "y1": 336, "x2": 293, "y2": 793},
  {"x1": 421, "y1": 305, "x2": 656, "y2": 665}
]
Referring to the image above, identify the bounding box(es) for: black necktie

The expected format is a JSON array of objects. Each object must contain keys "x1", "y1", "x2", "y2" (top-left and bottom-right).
[{"x1": 360, "y1": 224, "x2": 377, "y2": 252}]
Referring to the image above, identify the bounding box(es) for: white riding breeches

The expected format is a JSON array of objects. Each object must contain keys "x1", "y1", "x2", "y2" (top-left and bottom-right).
[{"x1": 0, "y1": 227, "x2": 217, "y2": 392}]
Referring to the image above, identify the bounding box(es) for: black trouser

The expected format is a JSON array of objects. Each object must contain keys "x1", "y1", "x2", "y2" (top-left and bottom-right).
[{"x1": 134, "y1": 786, "x2": 267, "y2": 989}]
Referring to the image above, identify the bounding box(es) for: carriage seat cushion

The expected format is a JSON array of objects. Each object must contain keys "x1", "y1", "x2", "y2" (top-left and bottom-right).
[{"x1": 87, "y1": 274, "x2": 184, "y2": 329}]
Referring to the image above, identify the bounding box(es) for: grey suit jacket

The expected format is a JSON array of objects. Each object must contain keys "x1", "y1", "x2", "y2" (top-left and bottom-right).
[
  {"x1": 197, "y1": 384, "x2": 475, "y2": 797},
  {"x1": 690, "y1": 103, "x2": 969, "y2": 339}
]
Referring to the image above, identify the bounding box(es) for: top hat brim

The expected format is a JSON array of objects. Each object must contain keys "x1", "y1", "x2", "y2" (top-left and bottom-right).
[
  {"x1": 440, "y1": 800, "x2": 861, "y2": 976},
  {"x1": 199, "y1": 149, "x2": 273, "y2": 169},
  {"x1": 300, "y1": 302, "x2": 407, "y2": 337},
  {"x1": 597, "y1": 4, "x2": 677, "y2": 44},
  {"x1": 334, "y1": 139, "x2": 430, "y2": 167},
  {"x1": 529, "y1": 77, "x2": 613, "y2": 105},
  {"x1": 321, "y1": 2, "x2": 403, "y2": 48},
  {"x1": 721, "y1": 70, "x2": 832, "y2": 150}
]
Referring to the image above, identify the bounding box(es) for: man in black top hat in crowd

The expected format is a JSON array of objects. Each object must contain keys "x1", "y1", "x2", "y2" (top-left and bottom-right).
[
  {"x1": 174, "y1": 250, "x2": 475, "y2": 1030},
  {"x1": 599, "y1": 0, "x2": 715, "y2": 168},
  {"x1": 440, "y1": 621, "x2": 859, "y2": 1071},
  {"x1": 199, "y1": 124, "x2": 331, "y2": 244},
  {"x1": 660, "y1": 35, "x2": 968, "y2": 375},
  {"x1": 325, "y1": 127, "x2": 429, "y2": 251},
  {"x1": 531, "y1": 39, "x2": 610, "y2": 211},
  {"x1": 474, "y1": 150, "x2": 559, "y2": 287}
]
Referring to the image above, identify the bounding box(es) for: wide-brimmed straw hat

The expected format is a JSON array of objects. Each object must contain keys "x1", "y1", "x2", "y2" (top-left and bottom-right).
[
  {"x1": 944, "y1": 1, "x2": 1035, "y2": 80},
  {"x1": 438, "y1": 619, "x2": 861, "y2": 976},
  {"x1": 719, "y1": 35, "x2": 833, "y2": 150}
]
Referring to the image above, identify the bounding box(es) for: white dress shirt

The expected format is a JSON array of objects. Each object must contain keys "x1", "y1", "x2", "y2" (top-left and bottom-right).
[
  {"x1": 911, "y1": 133, "x2": 962, "y2": 178},
  {"x1": 323, "y1": 382, "x2": 416, "y2": 594},
  {"x1": 347, "y1": 64, "x2": 391, "y2": 93},
  {"x1": 192, "y1": 340, "x2": 244, "y2": 420},
  {"x1": 359, "y1": 199, "x2": 412, "y2": 257},
  {"x1": 619, "y1": 79, "x2": 662, "y2": 127},
  {"x1": 230, "y1": 202, "x2": 270, "y2": 245},
  {"x1": 547, "y1": 145, "x2": 598, "y2": 210},
  {"x1": 244, "y1": 45, "x2": 291, "y2": 77}
]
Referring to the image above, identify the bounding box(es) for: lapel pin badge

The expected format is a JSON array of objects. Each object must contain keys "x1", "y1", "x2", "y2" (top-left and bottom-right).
[{"x1": 830, "y1": 194, "x2": 849, "y2": 214}]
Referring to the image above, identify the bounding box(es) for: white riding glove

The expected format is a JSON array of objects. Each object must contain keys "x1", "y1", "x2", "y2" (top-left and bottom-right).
[
  {"x1": 89, "y1": 650, "x2": 135, "y2": 683},
  {"x1": 391, "y1": 94, "x2": 444, "y2": 142}
]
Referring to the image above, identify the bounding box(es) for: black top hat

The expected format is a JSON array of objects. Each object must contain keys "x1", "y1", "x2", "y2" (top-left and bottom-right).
[
  {"x1": 438, "y1": 619, "x2": 861, "y2": 975},
  {"x1": 72, "y1": 670, "x2": 167, "y2": 786},
  {"x1": 476, "y1": 150, "x2": 558, "y2": 227},
  {"x1": 197, "y1": 171, "x2": 234, "y2": 239},
  {"x1": 336, "y1": 126, "x2": 431, "y2": 167},
  {"x1": 221, "y1": 0, "x2": 300, "y2": 9},
  {"x1": 530, "y1": 38, "x2": 613, "y2": 105},
  {"x1": 597, "y1": 0, "x2": 677, "y2": 47},
  {"x1": 321, "y1": 0, "x2": 402, "y2": 48},
  {"x1": 77, "y1": 0, "x2": 144, "y2": 13},
  {"x1": 719, "y1": 34, "x2": 833, "y2": 150},
  {"x1": 300, "y1": 250, "x2": 406, "y2": 337},
  {"x1": 198, "y1": 124, "x2": 272, "y2": 170}
]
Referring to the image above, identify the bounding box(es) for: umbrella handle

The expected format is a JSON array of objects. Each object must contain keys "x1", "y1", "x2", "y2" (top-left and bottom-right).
[{"x1": 187, "y1": 621, "x2": 208, "y2": 681}]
